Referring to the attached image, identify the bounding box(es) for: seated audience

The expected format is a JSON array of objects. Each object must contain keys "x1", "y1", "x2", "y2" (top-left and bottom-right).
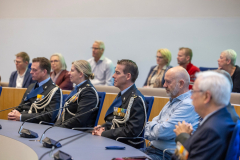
[
  {"x1": 218, "y1": 49, "x2": 240, "y2": 93},
  {"x1": 9, "y1": 52, "x2": 35, "y2": 88},
  {"x1": 55, "y1": 60, "x2": 99, "y2": 129},
  {"x1": 92, "y1": 59, "x2": 147, "y2": 148},
  {"x1": 215, "y1": 69, "x2": 239, "y2": 122},
  {"x1": 177, "y1": 47, "x2": 200, "y2": 89},
  {"x1": 87, "y1": 40, "x2": 114, "y2": 86},
  {"x1": 50, "y1": 53, "x2": 73, "y2": 90},
  {"x1": 173, "y1": 71, "x2": 235, "y2": 160},
  {"x1": 8, "y1": 57, "x2": 61, "y2": 123},
  {"x1": 143, "y1": 48, "x2": 172, "y2": 88},
  {"x1": 142, "y1": 66, "x2": 199, "y2": 160}
]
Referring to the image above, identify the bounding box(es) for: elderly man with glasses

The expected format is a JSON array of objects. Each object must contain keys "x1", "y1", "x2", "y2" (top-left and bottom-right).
[
  {"x1": 87, "y1": 40, "x2": 114, "y2": 86},
  {"x1": 9, "y1": 52, "x2": 35, "y2": 88},
  {"x1": 172, "y1": 71, "x2": 235, "y2": 160}
]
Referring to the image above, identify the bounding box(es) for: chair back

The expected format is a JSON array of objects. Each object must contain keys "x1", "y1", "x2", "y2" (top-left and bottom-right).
[
  {"x1": 94, "y1": 92, "x2": 106, "y2": 126},
  {"x1": 0, "y1": 86, "x2": 2, "y2": 96},
  {"x1": 139, "y1": 96, "x2": 154, "y2": 148},
  {"x1": 225, "y1": 120, "x2": 240, "y2": 160},
  {"x1": 199, "y1": 67, "x2": 218, "y2": 71},
  {"x1": 144, "y1": 96, "x2": 154, "y2": 121},
  {"x1": 28, "y1": 63, "x2": 32, "y2": 69}
]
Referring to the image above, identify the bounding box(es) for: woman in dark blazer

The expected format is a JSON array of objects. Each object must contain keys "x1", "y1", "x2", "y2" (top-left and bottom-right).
[
  {"x1": 55, "y1": 60, "x2": 99, "y2": 129},
  {"x1": 144, "y1": 48, "x2": 172, "y2": 88},
  {"x1": 50, "y1": 53, "x2": 73, "y2": 90}
]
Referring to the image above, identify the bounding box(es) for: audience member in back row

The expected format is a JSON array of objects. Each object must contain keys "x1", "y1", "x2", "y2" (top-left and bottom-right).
[
  {"x1": 218, "y1": 49, "x2": 240, "y2": 93},
  {"x1": 92, "y1": 59, "x2": 147, "y2": 149},
  {"x1": 142, "y1": 66, "x2": 199, "y2": 160},
  {"x1": 143, "y1": 48, "x2": 172, "y2": 88},
  {"x1": 88, "y1": 40, "x2": 115, "y2": 86},
  {"x1": 50, "y1": 53, "x2": 73, "y2": 90},
  {"x1": 215, "y1": 69, "x2": 239, "y2": 122},
  {"x1": 172, "y1": 71, "x2": 235, "y2": 160},
  {"x1": 177, "y1": 47, "x2": 200, "y2": 89},
  {"x1": 55, "y1": 60, "x2": 99, "y2": 129},
  {"x1": 9, "y1": 52, "x2": 35, "y2": 88},
  {"x1": 8, "y1": 57, "x2": 61, "y2": 123}
]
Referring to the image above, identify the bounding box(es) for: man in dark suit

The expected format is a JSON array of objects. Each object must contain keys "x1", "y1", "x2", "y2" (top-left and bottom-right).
[
  {"x1": 9, "y1": 52, "x2": 35, "y2": 88},
  {"x1": 173, "y1": 71, "x2": 235, "y2": 160},
  {"x1": 8, "y1": 57, "x2": 61, "y2": 123},
  {"x1": 92, "y1": 59, "x2": 147, "y2": 148}
]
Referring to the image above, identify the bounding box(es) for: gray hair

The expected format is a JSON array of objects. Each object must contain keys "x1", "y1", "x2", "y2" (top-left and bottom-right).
[
  {"x1": 50, "y1": 53, "x2": 67, "y2": 70},
  {"x1": 196, "y1": 71, "x2": 231, "y2": 106},
  {"x1": 94, "y1": 40, "x2": 105, "y2": 51},
  {"x1": 222, "y1": 49, "x2": 237, "y2": 66}
]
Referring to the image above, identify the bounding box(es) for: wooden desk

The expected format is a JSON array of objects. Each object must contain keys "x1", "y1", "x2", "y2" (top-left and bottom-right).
[{"x1": 1, "y1": 87, "x2": 240, "y2": 125}]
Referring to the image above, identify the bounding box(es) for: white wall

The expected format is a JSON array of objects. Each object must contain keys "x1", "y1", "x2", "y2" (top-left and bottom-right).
[{"x1": 0, "y1": 0, "x2": 240, "y2": 87}]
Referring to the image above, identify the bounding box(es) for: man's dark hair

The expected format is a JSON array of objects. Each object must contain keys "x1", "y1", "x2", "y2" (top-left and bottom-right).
[
  {"x1": 117, "y1": 59, "x2": 138, "y2": 83},
  {"x1": 32, "y1": 57, "x2": 51, "y2": 74}
]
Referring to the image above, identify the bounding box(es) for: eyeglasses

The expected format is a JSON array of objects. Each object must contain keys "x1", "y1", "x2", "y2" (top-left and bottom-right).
[
  {"x1": 156, "y1": 56, "x2": 164, "y2": 59},
  {"x1": 191, "y1": 90, "x2": 203, "y2": 94},
  {"x1": 91, "y1": 47, "x2": 102, "y2": 50},
  {"x1": 14, "y1": 60, "x2": 23, "y2": 64},
  {"x1": 50, "y1": 60, "x2": 59, "y2": 63}
]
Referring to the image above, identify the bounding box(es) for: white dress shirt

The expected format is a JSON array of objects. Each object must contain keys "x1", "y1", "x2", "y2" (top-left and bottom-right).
[
  {"x1": 87, "y1": 55, "x2": 114, "y2": 86},
  {"x1": 16, "y1": 68, "x2": 28, "y2": 88}
]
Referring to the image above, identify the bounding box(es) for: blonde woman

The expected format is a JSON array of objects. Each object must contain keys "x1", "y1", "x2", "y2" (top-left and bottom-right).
[
  {"x1": 55, "y1": 60, "x2": 99, "y2": 129},
  {"x1": 144, "y1": 48, "x2": 172, "y2": 88}
]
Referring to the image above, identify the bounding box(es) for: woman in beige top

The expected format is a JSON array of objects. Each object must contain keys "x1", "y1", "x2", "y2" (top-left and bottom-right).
[{"x1": 143, "y1": 48, "x2": 172, "y2": 88}]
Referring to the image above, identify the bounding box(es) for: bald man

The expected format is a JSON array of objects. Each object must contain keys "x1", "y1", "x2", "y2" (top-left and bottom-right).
[{"x1": 142, "y1": 66, "x2": 200, "y2": 160}]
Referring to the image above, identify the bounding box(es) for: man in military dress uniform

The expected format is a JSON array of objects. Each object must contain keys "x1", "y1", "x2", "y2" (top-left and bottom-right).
[
  {"x1": 92, "y1": 59, "x2": 147, "y2": 148},
  {"x1": 8, "y1": 57, "x2": 61, "y2": 123}
]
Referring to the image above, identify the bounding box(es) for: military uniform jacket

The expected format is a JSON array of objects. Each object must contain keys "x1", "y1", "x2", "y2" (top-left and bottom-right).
[
  {"x1": 16, "y1": 79, "x2": 61, "y2": 123},
  {"x1": 55, "y1": 80, "x2": 98, "y2": 129},
  {"x1": 102, "y1": 84, "x2": 147, "y2": 145}
]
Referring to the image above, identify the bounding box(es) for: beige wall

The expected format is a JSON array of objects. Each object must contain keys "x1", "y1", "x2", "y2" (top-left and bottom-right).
[
  {"x1": 1, "y1": 0, "x2": 240, "y2": 19},
  {"x1": 0, "y1": 0, "x2": 240, "y2": 87}
]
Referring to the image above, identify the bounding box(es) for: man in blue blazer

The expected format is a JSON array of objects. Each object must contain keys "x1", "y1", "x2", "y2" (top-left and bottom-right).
[
  {"x1": 9, "y1": 52, "x2": 35, "y2": 88},
  {"x1": 173, "y1": 71, "x2": 235, "y2": 160}
]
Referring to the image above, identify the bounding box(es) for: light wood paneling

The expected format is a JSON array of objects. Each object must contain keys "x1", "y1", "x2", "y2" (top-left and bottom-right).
[{"x1": 0, "y1": 87, "x2": 26, "y2": 120}]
